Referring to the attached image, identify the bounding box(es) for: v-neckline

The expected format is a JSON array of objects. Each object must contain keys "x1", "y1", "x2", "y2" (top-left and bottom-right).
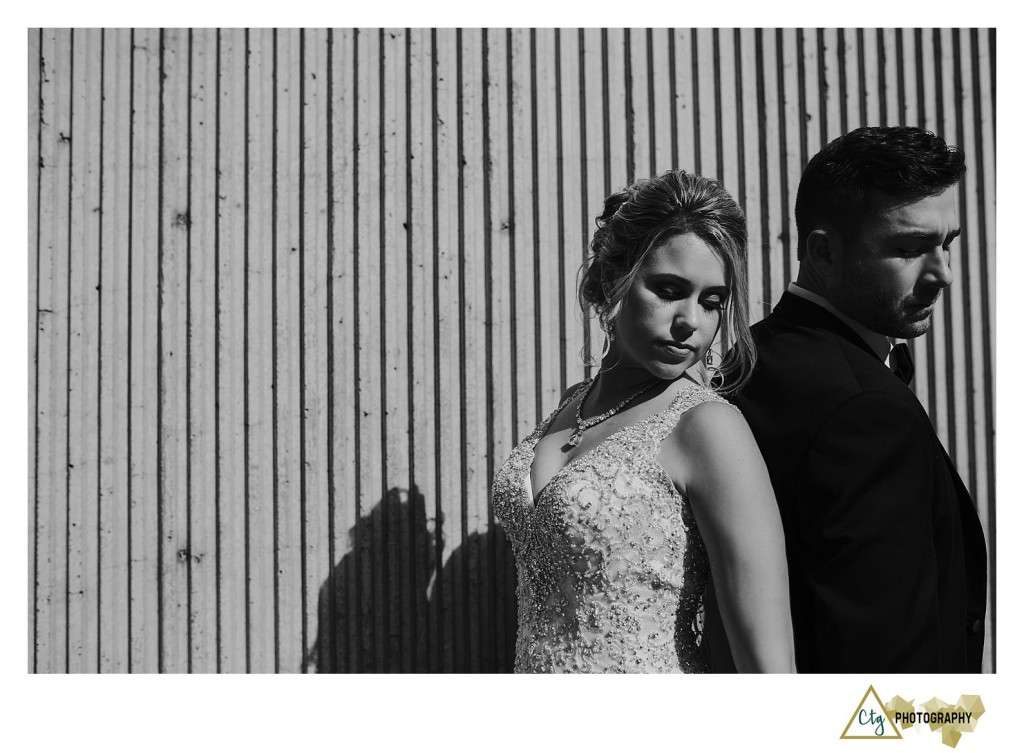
[{"x1": 524, "y1": 384, "x2": 694, "y2": 510}]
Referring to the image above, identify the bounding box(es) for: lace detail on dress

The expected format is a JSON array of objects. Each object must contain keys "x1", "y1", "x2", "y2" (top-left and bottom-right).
[{"x1": 492, "y1": 381, "x2": 735, "y2": 673}]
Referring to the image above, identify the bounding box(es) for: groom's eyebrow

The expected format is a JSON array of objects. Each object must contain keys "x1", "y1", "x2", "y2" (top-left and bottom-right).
[{"x1": 890, "y1": 227, "x2": 961, "y2": 243}]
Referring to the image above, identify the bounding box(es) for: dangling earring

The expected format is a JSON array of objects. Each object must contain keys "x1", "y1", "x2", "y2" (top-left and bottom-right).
[
  {"x1": 703, "y1": 314, "x2": 725, "y2": 389},
  {"x1": 703, "y1": 349, "x2": 723, "y2": 390},
  {"x1": 598, "y1": 297, "x2": 620, "y2": 365},
  {"x1": 600, "y1": 330, "x2": 614, "y2": 361},
  {"x1": 701, "y1": 331, "x2": 723, "y2": 390}
]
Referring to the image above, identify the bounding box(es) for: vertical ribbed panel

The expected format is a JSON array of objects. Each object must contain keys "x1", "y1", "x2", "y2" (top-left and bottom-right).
[
  {"x1": 97, "y1": 28, "x2": 132, "y2": 675},
  {"x1": 217, "y1": 28, "x2": 249, "y2": 674},
  {"x1": 188, "y1": 27, "x2": 217, "y2": 674},
  {"x1": 244, "y1": 28, "x2": 277, "y2": 672},
  {"x1": 128, "y1": 29, "x2": 160, "y2": 673},
  {"x1": 28, "y1": 24, "x2": 40, "y2": 676},
  {"x1": 29, "y1": 28, "x2": 998, "y2": 672},
  {"x1": 300, "y1": 27, "x2": 333, "y2": 675},
  {"x1": 66, "y1": 27, "x2": 103, "y2": 674},
  {"x1": 159, "y1": 27, "x2": 190, "y2": 675}
]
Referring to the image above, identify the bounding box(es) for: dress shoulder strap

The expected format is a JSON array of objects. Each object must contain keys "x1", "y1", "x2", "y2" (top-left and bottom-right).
[
  {"x1": 646, "y1": 382, "x2": 740, "y2": 444},
  {"x1": 671, "y1": 382, "x2": 737, "y2": 414}
]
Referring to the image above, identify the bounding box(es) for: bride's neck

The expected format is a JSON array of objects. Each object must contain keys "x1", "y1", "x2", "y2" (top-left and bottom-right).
[
  {"x1": 591, "y1": 359, "x2": 669, "y2": 410},
  {"x1": 591, "y1": 348, "x2": 697, "y2": 408}
]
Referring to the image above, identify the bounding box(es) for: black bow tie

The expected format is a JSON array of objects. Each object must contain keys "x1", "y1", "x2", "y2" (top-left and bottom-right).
[{"x1": 889, "y1": 342, "x2": 915, "y2": 385}]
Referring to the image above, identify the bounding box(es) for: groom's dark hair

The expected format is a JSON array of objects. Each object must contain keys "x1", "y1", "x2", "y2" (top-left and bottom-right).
[{"x1": 795, "y1": 126, "x2": 966, "y2": 260}]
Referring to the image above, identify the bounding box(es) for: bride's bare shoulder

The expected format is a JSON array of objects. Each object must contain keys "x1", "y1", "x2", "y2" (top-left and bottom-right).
[
  {"x1": 660, "y1": 390, "x2": 766, "y2": 494},
  {"x1": 666, "y1": 391, "x2": 753, "y2": 455}
]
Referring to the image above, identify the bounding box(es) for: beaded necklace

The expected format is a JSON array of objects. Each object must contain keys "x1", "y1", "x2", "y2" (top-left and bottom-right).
[{"x1": 568, "y1": 374, "x2": 663, "y2": 447}]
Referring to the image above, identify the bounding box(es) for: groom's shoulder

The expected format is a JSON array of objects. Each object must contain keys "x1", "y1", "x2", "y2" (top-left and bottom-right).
[
  {"x1": 744, "y1": 312, "x2": 904, "y2": 410},
  {"x1": 750, "y1": 310, "x2": 865, "y2": 373}
]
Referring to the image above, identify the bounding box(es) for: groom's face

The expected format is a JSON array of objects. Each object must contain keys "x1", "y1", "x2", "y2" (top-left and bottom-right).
[{"x1": 832, "y1": 187, "x2": 959, "y2": 339}]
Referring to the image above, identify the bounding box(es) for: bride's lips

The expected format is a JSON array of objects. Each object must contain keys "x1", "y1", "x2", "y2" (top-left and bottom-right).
[{"x1": 657, "y1": 341, "x2": 695, "y2": 360}]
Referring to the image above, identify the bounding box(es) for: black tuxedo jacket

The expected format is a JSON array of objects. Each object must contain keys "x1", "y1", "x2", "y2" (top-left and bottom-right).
[{"x1": 730, "y1": 292, "x2": 987, "y2": 672}]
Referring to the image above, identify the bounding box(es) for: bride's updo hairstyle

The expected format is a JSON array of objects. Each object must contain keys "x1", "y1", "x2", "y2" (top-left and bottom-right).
[{"x1": 578, "y1": 169, "x2": 755, "y2": 395}]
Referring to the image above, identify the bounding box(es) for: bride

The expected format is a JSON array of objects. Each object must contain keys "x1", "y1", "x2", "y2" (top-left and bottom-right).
[{"x1": 492, "y1": 170, "x2": 795, "y2": 673}]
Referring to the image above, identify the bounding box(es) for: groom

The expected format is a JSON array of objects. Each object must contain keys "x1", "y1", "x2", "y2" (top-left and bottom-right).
[{"x1": 730, "y1": 126, "x2": 987, "y2": 672}]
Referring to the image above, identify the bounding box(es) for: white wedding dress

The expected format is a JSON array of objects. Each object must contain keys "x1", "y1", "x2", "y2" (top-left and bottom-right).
[{"x1": 492, "y1": 381, "x2": 732, "y2": 673}]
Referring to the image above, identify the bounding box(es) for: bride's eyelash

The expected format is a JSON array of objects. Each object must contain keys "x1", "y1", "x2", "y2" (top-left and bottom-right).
[{"x1": 654, "y1": 287, "x2": 728, "y2": 311}]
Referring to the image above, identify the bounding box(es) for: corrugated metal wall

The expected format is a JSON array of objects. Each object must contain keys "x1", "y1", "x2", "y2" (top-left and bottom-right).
[{"x1": 29, "y1": 27, "x2": 996, "y2": 673}]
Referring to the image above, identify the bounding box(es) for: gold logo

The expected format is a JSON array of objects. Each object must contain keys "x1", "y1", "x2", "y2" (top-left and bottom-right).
[
  {"x1": 841, "y1": 685, "x2": 902, "y2": 739},
  {"x1": 885, "y1": 694, "x2": 985, "y2": 749},
  {"x1": 840, "y1": 687, "x2": 986, "y2": 748}
]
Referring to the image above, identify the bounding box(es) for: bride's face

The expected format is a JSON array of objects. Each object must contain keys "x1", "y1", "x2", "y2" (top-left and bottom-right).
[{"x1": 611, "y1": 233, "x2": 728, "y2": 381}]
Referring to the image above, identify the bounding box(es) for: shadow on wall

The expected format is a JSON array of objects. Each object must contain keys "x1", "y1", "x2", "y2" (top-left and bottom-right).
[{"x1": 304, "y1": 485, "x2": 518, "y2": 673}]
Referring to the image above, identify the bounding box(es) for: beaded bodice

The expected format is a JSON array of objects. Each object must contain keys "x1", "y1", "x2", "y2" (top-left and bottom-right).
[{"x1": 492, "y1": 381, "x2": 731, "y2": 673}]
